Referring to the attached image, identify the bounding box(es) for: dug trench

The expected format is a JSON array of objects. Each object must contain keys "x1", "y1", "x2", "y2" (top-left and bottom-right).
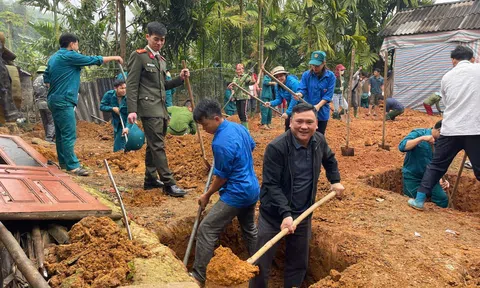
[
  {"x1": 365, "y1": 168, "x2": 480, "y2": 213},
  {"x1": 155, "y1": 199, "x2": 357, "y2": 287}
]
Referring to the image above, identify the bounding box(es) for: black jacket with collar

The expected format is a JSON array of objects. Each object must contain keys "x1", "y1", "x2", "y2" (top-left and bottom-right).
[{"x1": 259, "y1": 130, "x2": 341, "y2": 226}]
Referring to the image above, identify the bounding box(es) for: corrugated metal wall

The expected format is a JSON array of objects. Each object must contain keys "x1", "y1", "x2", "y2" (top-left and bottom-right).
[{"x1": 76, "y1": 78, "x2": 114, "y2": 123}]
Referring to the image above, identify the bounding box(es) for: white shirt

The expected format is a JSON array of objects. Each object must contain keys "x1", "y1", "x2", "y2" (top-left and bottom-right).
[
  {"x1": 146, "y1": 45, "x2": 160, "y2": 57},
  {"x1": 440, "y1": 60, "x2": 480, "y2": 136}
]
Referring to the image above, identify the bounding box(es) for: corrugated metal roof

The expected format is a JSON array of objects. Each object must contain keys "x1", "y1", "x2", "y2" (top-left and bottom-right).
[{"x1": 380, "y1": 0, "x2": 480, "y2": 36}]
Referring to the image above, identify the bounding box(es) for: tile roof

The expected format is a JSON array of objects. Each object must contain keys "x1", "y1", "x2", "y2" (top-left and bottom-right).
[{"x1": 380, "y1": 0, "x2": 480, "y2": 36}]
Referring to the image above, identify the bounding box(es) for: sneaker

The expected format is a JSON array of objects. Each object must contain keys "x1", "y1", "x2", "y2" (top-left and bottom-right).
[
  {"x1": 407, "y1": 199, "x2": 424, "y2": 211},
  {"x1": 143, "y1": 179, "x2": 164, "y2": 190},
  {"x1": 464, "y1": 161, "x2": 472, "y2": 169}
]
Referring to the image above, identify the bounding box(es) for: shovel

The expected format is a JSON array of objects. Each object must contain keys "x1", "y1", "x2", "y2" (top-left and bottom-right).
[
  {"x1": 182, "y1": 60, "x2": 211, "y2": 170},
  {"x1": 231, "y1": 83, "x2": 282, "y2": 116},
  {"x1": 450, "y1": 152, "x2": 468, "y2": 208},
  {"x1": 261, "y1": 66, "x2": 308, "y2": 104},
  {"x1": 183, "y1": 159, "x2": 215, "y2": 266},
  {"x1": 341, "y1": 48, "x2": 356, "y2": 157},
  {"x1": 378, "y1": 50, "x2": 390, "y2": 151},
  {"x1": 207, "y1": 191, "x2": 338, "y2": 286}
]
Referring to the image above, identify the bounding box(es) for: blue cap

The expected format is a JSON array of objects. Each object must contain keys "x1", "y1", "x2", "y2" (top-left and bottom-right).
[
  {"x1": 125, "y1": 123, "x2": 145, "y2": 152},
  {"x1": 116, "y1": 72, "x2": 128, "y2": 81},
  {"x1": 309, "y1": 51, "x2": 326, "y2": 66}
]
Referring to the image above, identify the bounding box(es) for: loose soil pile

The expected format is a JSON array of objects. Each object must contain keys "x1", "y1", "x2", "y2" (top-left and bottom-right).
[
  {"x1": 45, "y1": 217, "x2": 150, "y2": 288},
  {"x1": 206, "y1": 246, "x2": 259, "y2": 286}
]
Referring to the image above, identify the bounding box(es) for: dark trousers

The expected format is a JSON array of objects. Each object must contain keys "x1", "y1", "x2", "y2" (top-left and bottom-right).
[
  {"x1": 284, "y1": 116, "x2": 291, "y2": 131},
  {"x1": 192, "y1": 200, "x2": 257, "y2": 283},
  {"x1": 141, "y1": 117, "x2": 175, "y2": 186},
  {"x1": 236, "y1": 99, "x2": 248, "y2": 122},
  {"x1": 317, "y1": 120, "x2": 328, "y2": 135},
  {"x1": 249, "y1": 215, "x2": 311, "y2": 288},
  {"x1": 418, "y1": 135, "x2": 480, "y2": 196},
  {"x1": 248, "y1": 98, "x2": 257, "y2": 114},
  {"x1": 39, "y1": 107, "x2": 55, "y2": 142}
]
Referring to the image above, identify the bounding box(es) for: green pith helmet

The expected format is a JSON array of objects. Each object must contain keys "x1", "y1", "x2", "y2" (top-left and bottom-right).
[
  {"x1": 125, "y1": 123, "x2": 145, "y2": 152},
  {"x1": 37, "y1": 66, "x2": 47, "y2": 73}
]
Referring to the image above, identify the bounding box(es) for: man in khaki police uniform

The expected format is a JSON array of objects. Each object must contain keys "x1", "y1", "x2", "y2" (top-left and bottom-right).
[{"x1": 126, "y1": 21, "x2": 190, "y2": 197}]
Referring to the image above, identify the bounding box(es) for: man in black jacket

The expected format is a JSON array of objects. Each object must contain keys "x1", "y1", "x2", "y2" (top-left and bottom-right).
[{"x1": 249, "y1": 103, "x2": 345, "y2": 288}]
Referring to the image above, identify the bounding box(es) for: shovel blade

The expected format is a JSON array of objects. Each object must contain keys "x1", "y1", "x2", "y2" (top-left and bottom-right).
[
  {"x1": 378, "y1": 143, "x2": 391, "y2": 151},
  {"x1": 341, "y1": 146, "x2": 355, "y2": 156}
]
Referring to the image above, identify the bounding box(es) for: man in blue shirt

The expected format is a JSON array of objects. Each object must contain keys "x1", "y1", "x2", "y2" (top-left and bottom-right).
[
  {"x1": 399, "y1": 120, "x2": 449, "y2": 208},
  {"x1": 44, "y1": 33, "x2": 122, "y2": 176},
  {"x1": 367, "y1": 68, "x2": 384, "y2": 117},
  {"x1": 190, "y1": 99, "x2": 259, "y2": 286},
  {"x1": 295, "y1": 51, "x2": 336, "y2": 134},
  {"x1": 100, "y1": 79, "x2": 129, "y2": 152},
  {"x1": 265, "y1": 66, "x2": 299, "y2": 131}
]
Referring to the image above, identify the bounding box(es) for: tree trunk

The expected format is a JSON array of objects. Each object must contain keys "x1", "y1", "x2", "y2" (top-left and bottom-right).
[
  {"x1": 118, "y1": 0, "x2": 127, "y2": 61},
  {"x1": 54, "y1": 0, "x2": 59, "y2": 38},
  {"x1": 239, "y1": 0, "x2": 243, "y2": 62},
  {"x1": 115, "y1": 0, "x2": 119, "y2": 55},
  {"x1": 0, "y1": 222, "x2": 49, "y2": 288},
  {"x1": 219, "y1": 9, "x2": 222, "y2": 68},
  {"x1": 257, "y1": 0, "x2": 264, "y2": 100}
]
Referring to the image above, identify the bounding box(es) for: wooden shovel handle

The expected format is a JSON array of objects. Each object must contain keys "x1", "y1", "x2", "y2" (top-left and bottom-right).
[
  {"x1": 261, "y1": 67, "x2": 308, "y2": 104},
  {"x1": 246, "y1": 191, "x2": 337, "y2": 264},
  {"x1": 231, "y1": 83, "x2": 282, "y2": 116},
  {"x1": 181, "y1": 60, "x2": 209, "y2": 168}
]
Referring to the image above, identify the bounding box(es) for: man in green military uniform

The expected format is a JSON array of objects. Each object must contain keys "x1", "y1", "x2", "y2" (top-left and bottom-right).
[
  {"x1": 167, "y1": 100, "x2": 196, "y2": 136},
  {"x1": 44, "y1": 33, "x2": 122, "y2": 176},
  {"x1": 223, "y1": 82, "x2": 237, "y2": 116},
  {"x1": 227, "y1": 63, "x2": 255, "y2": 130},
  {"x1": 126, "y1": 21, "x2": 190, "y2": 197},
  {"x1": 100, "y1": 79, "x2": 129, "y2": 152}
]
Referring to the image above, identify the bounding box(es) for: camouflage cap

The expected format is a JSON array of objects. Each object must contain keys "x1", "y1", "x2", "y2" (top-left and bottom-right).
[{"x1": 37, "y1": 66, "x2": 47, "y2": 73}]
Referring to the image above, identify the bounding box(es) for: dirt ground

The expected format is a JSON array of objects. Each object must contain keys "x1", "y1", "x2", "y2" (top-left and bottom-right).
[{"x1": 22, "y1": 107, "x2": 480, "y2": 287}]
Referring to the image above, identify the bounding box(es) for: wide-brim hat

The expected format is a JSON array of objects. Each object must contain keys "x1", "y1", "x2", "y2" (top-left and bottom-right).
[
  {"x1": 0, "y1": 32, "x2": 16, "y2": 61},
  {"x1": 125, "y1": 123, "x2": 145, "y2": 152},
  {"x1": 271, "y1": 66, "x2": 289, "y2": 76}
]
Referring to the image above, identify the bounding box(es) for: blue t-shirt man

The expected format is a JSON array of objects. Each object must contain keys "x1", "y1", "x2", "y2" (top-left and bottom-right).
[
  {"x1": 191, "y1": 99, "x2": 259, "y2": 284},
  {"x1": 212, "y1": 120, "x2": 259, "y2": 207}
]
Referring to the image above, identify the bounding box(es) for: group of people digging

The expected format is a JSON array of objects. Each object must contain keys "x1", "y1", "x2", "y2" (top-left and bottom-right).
[{"x1": 39, "y1": 18, "x2": 479, "y2": 287}]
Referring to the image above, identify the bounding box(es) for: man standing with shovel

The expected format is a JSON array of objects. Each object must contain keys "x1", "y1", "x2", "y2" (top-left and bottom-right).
[
  {"x1": 250, "y1": 103, "x2": 344, "y2": 288},
  {"x1": 408, "y1": 45, "x2": 480, "y2": 210},
  {"x1": 190, "y1": 99, "x2": 259, "y2": 287}
]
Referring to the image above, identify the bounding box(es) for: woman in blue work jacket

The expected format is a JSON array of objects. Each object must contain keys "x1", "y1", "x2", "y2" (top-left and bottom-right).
[
  {"x1": 295, "y1": 51, "x2": 336, "y2": 134},
  {"x1": 264, "y1": 66, "x2": 300, "y2": 131}
]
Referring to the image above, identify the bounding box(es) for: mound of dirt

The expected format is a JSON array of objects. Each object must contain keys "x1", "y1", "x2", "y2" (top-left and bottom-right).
[
  {"x1": 45, "y1": 217, "x2": 150, "y2": 288},
  {"x1": 206, "y1": 245, "x2": 259, "y2": 286}
]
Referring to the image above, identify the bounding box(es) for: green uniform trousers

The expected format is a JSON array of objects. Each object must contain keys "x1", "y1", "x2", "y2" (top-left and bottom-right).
[
  {"x1": 49, "y1": 105, "x2": 80, "y2": 171},
  {"x1": 386, "y1": 109, "x2": 404, "y2": 120},
  {"x1": 142, "y1": 117, "x2": 175, "y2": 186},
  {"x1": 113, "y1": 123, "x2": 127, "y2": 152},
  {"x1": 403, "y1": 173, "x2": 448, "y2": 208},
  {"x1": 260, "y1": 97, "x2": 272, "y2": 125}
]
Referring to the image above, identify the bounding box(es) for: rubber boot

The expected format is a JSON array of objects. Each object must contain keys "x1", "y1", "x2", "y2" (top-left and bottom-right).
[
  {"x1": 332, "y1": 112, "x2": 339, "y2": 120},
  {"x1": 354, "y1": 107, "x2": 358, "y2": 118},
  {"x1": 408, "y1": 192, "x2": 427, "y2": 211},
  {"x1": 241, "y1": 121, "x2": 249, "y2": 130}
]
